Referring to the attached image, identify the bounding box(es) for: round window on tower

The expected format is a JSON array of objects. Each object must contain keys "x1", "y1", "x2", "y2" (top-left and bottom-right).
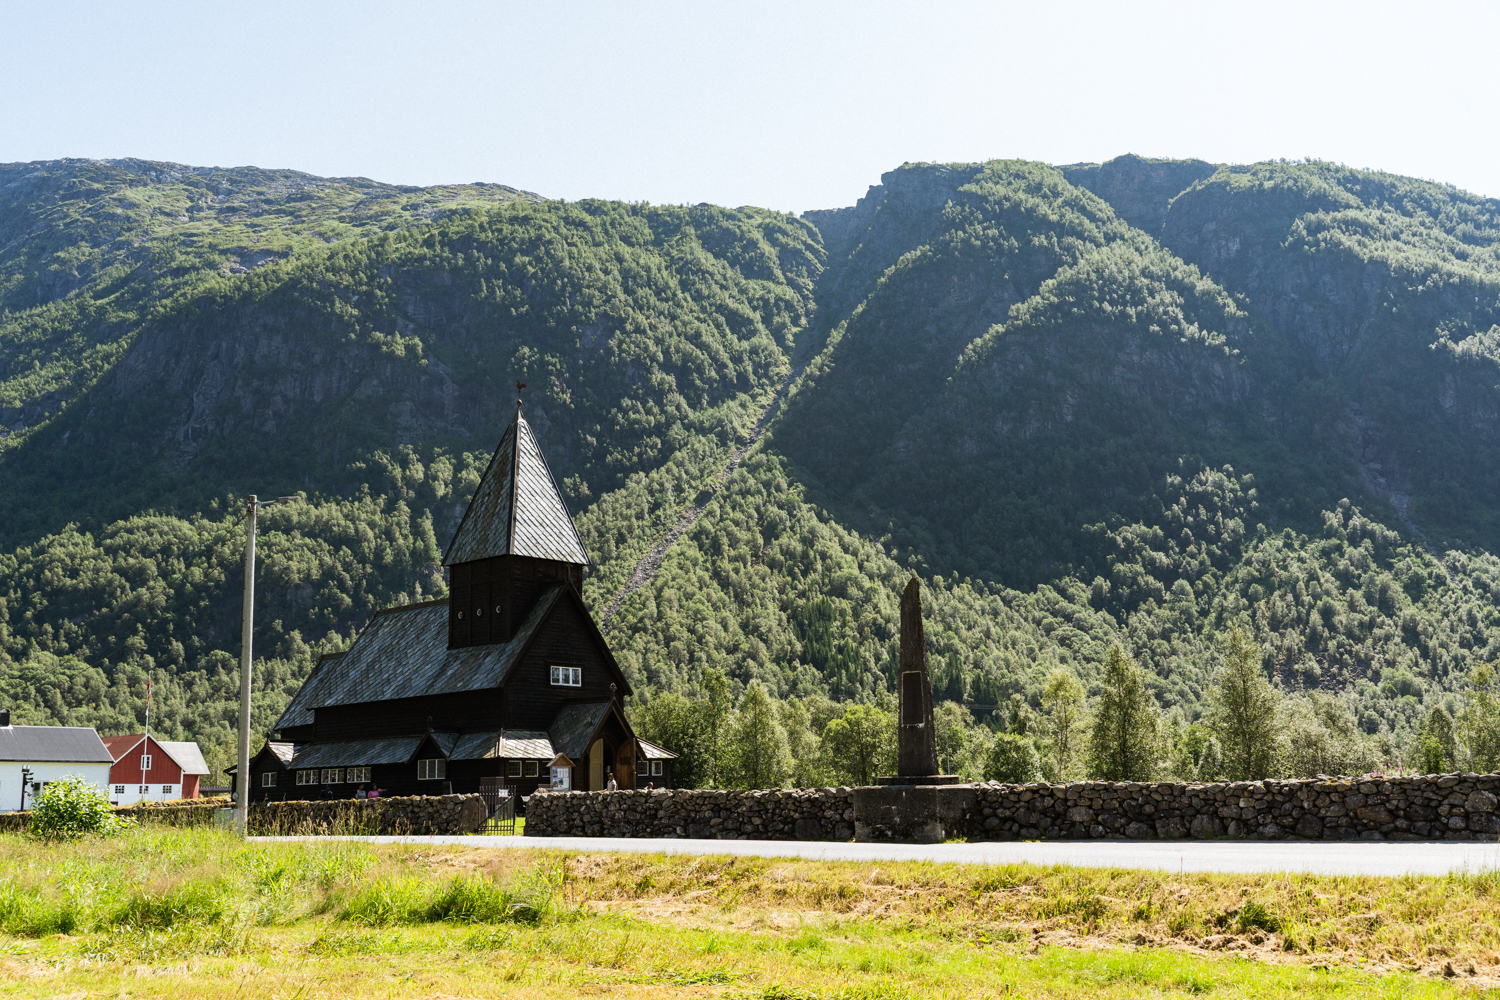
[
  {"x1": 457, "y1": 611, "x2": 464, "y2": 620},
  {"x1": 475, "y1": 607, "x2": 483, "y2": 617},
  {"x1": 495, "y1": 605, "x2": 502, "y2": 615}
]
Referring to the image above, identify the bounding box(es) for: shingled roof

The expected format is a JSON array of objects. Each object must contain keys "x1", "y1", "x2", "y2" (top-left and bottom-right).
[
  {"x1": 274, "y1": 589, "x2": 564, "y2": 730},
  {"x1": 444, "y1": 408, "x2": 589, "y2": 566}
]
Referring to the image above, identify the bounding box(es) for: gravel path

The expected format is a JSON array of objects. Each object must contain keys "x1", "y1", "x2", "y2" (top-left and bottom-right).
[{"x1": 251, "y1": 834, "x2": 1500, "y2": 877}]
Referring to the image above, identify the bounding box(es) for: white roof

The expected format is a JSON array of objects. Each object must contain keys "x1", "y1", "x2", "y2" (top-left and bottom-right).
[{"x1": 156, "y1": 740, "x2": 210, "y2": 775}]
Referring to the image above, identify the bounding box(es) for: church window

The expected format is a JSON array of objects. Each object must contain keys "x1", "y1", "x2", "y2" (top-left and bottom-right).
[
  {"x1": 418, "y1": 758, "x2": 446, "y2": 781},
  {"x1": 550, "y1": 665, "x2": 582, "y2": 687},
  {"x1": 651, "y1": 761, "x2": 663, "y2": 776},
  {"x1": 636, "y1": 760, "x2": 647, "y2": 775},
  {"x1": 297, "y1": 771, "x2": 319, "y2": 785},
  {"x1": 524, "y1": 761, "x2": 539, "y2": 777},
  {"x1": 261, "y1": 773, "x2": 276, "y2": 788},
  {"x1": 507, "y1": 760, "x2": 522, "y2": 777}
]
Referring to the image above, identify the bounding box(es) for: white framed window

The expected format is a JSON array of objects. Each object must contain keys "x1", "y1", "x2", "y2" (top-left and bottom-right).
[
  {"x1": 347, "y1": 766, "x2": 371, "y2": 783},
  {"x1": 321, "y1": 768, "x2": 344, "y2": 784},
  {"x1": 138, "y1": 785, "x2": 149, "y2": 794},
  {"x1": 549, "y1": 665, "x2": 582, "y2": 687},
  {"x1": 417, "y1": 758, "x2": 446, "y2": 781},
  {"x1": 636, "y1": 760, "x2": 648, "y2": 775},
  {"x1": 114, "y1": 785, "x2": 126, "y2": 795},
  {"x1": 140, "y1": 754, "x2": 152, "y2": 771},
  {"x1": 261, "y1": 772, "x2": 276, "y2": 788},
  {"x1": 297, "y1": 770, "x2": 319, "y2": 786},
  {"x1": 524, "y1": 761, "x2": 539, "y2": 778},
  {"x1": 507, "y1": 760, "x2": 522, "y2": 778},
  {"x1": 651, "y1": 761, "x2": 663, "y2": 776}
]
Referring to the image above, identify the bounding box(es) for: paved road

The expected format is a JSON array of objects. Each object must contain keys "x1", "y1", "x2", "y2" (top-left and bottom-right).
[{"x1": 252, "y1": 834, "x2": 1500, "y2": 877}]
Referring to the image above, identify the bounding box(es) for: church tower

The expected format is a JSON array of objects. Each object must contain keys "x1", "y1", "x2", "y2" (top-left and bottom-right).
[{"x1": 442, "y1": 405, "x2": 590, "y2": 649}]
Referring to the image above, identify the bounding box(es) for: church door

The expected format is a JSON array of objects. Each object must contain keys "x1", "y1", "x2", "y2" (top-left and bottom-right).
[{"x1": 589, "y1": 740, "x2": 604, "y2": 790}]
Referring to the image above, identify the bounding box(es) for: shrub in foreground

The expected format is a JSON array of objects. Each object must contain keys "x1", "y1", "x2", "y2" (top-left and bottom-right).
[{"x1": 27, "y1": 775, "x2": 130, "y2": 842}]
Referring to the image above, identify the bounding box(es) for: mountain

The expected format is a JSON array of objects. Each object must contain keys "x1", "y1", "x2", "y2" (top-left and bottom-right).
[{"x1": 2, "y1": 154, "x2": 1498, "y2": 781}]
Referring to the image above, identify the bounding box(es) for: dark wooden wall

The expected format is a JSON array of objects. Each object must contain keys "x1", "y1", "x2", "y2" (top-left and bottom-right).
[
  {"x1": 312, "y1": 688, "x2": 506, "y2": 742},
  {"x1": 503, "y1": 597, "x2": 618, "y2": 731},
  {"x1": 448, "y1": 555, "x2": 583, "y2": 649}
]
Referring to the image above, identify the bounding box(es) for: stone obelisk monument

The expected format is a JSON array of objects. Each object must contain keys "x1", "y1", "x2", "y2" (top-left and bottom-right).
[{"x1": 878, "y1": 577, "x2": 959, "y2": 784}]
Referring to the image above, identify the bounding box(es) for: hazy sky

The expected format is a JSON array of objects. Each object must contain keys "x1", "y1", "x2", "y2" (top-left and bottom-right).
[{"x1": 3, "y1": 1, "x2": 1496, "y2": 213}]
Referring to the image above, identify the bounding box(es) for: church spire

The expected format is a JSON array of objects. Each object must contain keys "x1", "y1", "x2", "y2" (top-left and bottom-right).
[{"x1": 443, "y1": 398, "x2": 589, "y2": 567}]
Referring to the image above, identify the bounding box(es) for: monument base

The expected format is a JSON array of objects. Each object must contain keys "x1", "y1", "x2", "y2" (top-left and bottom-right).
[
  {"x1": 854, "y1": 784, "x2": 977, "y2": 843},
  {"x1": 874, "y1": 774, "x2": 964, "y2": 786}
]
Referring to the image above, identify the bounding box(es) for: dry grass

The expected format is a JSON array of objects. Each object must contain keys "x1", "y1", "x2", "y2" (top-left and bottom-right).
[
  {"x1": 563, "y1": 850, "x2": 1500, "y2": 977},
  {"x1": 2, "y1": 830, "x2": 1499, "y2": 998}
]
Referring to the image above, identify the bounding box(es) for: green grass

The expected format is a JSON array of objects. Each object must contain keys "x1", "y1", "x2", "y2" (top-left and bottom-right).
[{"x1": 1, "y1": 828, "x2": 1497, "y2": 998}]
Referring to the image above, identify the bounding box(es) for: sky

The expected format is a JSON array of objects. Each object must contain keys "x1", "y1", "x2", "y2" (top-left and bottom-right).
[{"x1": 2, "y1": 0, "x2": 1496, "y2": 213}]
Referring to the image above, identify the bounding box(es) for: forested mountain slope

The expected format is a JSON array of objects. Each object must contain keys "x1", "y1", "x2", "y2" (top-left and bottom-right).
[{"x1": 2, "y1": 154, "x2": 1499, "y2": 783}]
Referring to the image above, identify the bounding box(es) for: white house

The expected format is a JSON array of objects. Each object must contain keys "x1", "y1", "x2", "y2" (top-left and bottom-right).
[{"x1": 0, "y1": 710, "x2": 116, "y2": 812}]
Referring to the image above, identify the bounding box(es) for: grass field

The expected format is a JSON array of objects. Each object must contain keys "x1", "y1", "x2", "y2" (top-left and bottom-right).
[{"x1": 2, "y1": 828, "x2": 1498, "y2": 998}]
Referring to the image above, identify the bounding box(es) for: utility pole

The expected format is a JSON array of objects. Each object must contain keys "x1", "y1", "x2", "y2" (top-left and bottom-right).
[{"x1": 237, "y1": 494, "x2": 297, "y2": 832}]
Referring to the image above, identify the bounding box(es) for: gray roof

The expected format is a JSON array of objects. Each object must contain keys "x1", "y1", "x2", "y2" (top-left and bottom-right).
[
  {"x1": 443, "y1": 410, "x2": 590, "y2": 566},
  {"x1": 274, "y1": 588, "x2": 565, "y2": 730},
  {"x1": 549, "y1": 702, "x2": 612, "y2": 760},
  {"x1": 156, "y1": 741, "x2": 210, "y2": 775},
  {"x1": 637, "y1": 737, "x2": 679, "y2": 760},
  {"x1": 448, "y1": 730, "x2": 555, "y2": 760},
  {"x1": 0, "y1": 725, "x2": 113, "y2": 763},
  {"x1": 290, "y1": 736, "x2": 426, "y2": 770}
]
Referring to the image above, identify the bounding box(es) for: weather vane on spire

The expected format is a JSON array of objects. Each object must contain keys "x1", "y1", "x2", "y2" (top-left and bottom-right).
[{"x1": 516, "y1": 379, "x2": 526, "y2": 412}]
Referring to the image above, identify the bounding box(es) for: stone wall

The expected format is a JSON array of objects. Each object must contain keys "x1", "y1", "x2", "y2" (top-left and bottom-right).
[
  {"x1": 1, "y1": 795, "x2": 486, "y2": 836},
  {"x1": 0, "y1": 797, "x2": 229, "y2": 834},
  {"x1": 525, "y1": 774, "x2": 1500, "y2": 843},
  {"x1": 525, "y1": 787, "x2": 855, "y2": 840},
  {"x1": 249, "y1": 794, "x2": 487, "y2": 835}
]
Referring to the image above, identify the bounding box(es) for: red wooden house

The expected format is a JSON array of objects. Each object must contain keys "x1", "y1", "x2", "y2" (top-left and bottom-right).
[{"x1": 102, "y1": 734, "x2": 210, "y2": 806}]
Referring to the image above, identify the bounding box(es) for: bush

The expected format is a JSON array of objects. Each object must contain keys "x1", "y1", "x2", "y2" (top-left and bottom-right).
[
  {"x1": 984, "y1": 733, "x2": 1045, "y2": 784},
  {"x1": 27, "y1": 775, "x2": 130, "y2": 842}
]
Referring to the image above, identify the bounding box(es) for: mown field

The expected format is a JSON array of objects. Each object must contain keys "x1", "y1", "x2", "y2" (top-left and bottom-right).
[{"x1": 1, "y1": 829, "x2": 1498, "y2": 998}]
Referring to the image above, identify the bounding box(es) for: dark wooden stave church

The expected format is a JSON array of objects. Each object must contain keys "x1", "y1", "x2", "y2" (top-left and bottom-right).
[{"x1": 244, "y1": 405, "x2": 675, "y2": 803}]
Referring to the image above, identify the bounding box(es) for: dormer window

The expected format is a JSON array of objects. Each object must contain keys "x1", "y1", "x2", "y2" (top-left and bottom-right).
[{"x1": 550, "y1": 666, "x2": 582, "y2": 687}]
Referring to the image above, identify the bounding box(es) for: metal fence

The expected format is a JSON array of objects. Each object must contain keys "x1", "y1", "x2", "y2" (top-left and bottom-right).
[{"x1": 478, "y1": 786, "x2": 517, "y2": 835}]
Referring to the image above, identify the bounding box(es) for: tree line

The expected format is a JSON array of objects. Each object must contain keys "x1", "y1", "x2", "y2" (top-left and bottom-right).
[{"x1": 633, "y1": 624, "x2": 1500, "y2": 790}]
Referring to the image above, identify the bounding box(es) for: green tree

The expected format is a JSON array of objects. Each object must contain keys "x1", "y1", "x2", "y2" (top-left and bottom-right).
[
  {"x1": 633, "y1": 692, "x2": 708, "y2": 788},
  {"x1": 819, "y1": 703, "x2": 895, "y2": 786},
  {"x1": 1204, "y1": 625, "x2": 1279, "y2": 781},
  {"x1": 1278, "y1": 693, "x2": 1379, "y2": 778},
  {"x1": 1039, "y1": 668, "x2": 1086, "y2": 781},
  {"x1": 1415, "y1": 706, "x2": 1457, "y2": 774},
  {"x1": 984, "y1": 733, "x2": 1044, "y2": 784},
  {"x1": 697, "y1": 669, "x2": 736, "y2": 788},
  {"x1": 1458, "y1": 666, "x2": 1500, "y2": 773},
  {"x1": 779, "y1": 698, "x2": 828, "y2": 788},
  {"x1": 729, "y1": 681, "x2": 793, "y2": 789},
  {"x1": 1086, "y1": 645, "x2": 1160, "y2": 781},
  {"x1": 934, "y1": 701, "x2": 993, "y2": 780}
]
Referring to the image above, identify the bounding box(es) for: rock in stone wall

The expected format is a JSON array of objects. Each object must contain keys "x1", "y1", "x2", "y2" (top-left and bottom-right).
[
  {"x1": 525, "y1": 787, "x2": 856, "y2": 841},
  {"x1": 249, "y1": 794, "x2": 486, "y2": 836},
  {"x1": 525, "y1": 775, "x2": 1500, "y2": 843}
]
